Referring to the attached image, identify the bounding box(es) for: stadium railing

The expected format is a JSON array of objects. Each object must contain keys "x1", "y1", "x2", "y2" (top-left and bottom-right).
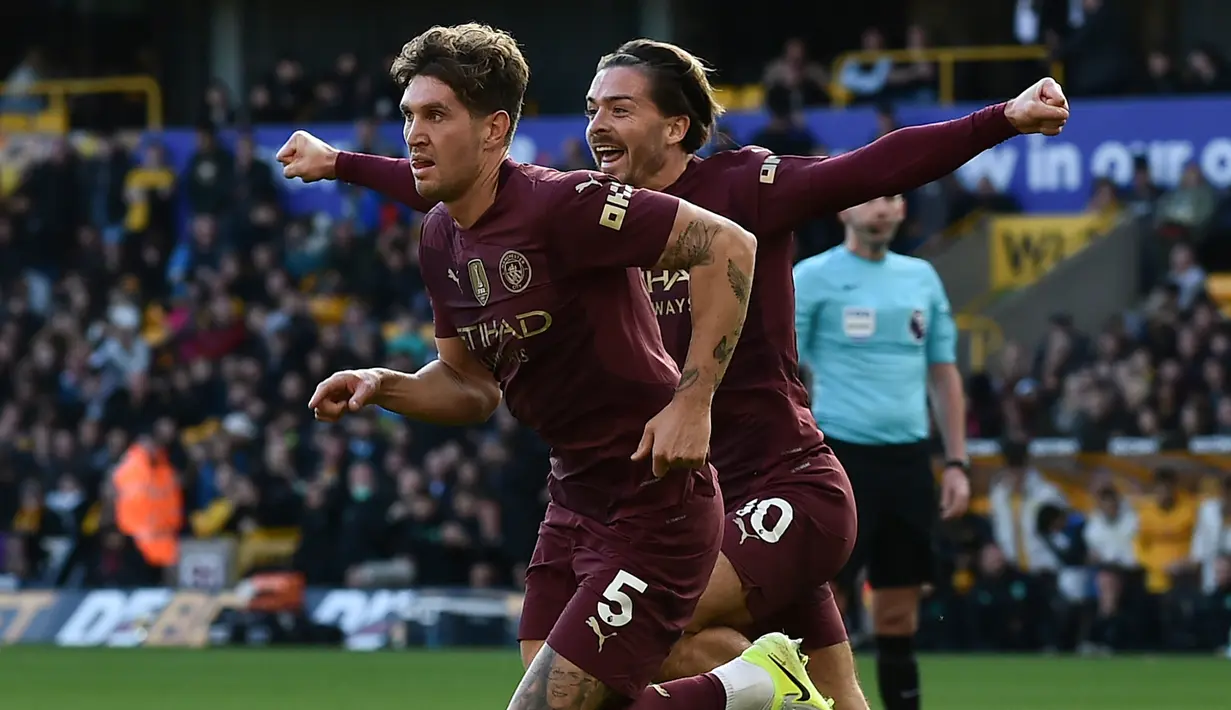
[
  {"x1": 958, "y1": 436, "x2": 1230, "y2": 514},
  {"x1": 829, "y1": 45, "x2": 1063, "y2": 107},
  {"x1": 0, "y1": 75, "x2": 164, "y2": 132}
]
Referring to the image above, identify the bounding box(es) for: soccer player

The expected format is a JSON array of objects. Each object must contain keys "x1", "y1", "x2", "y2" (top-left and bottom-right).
[
  {"x1": 793, "y1": 195, "x2": 968, "y2": 710},
  {"x1": 279, "y1": 40, "x2": 1070, "y2": 710},
  {"x1": 299, "y1": 24, "x2": 828, "y2": 710}
]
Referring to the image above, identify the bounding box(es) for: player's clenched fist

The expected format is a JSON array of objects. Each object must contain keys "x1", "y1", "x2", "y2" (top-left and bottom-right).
[
  {"x1": 1004, "y1": 77, "x2": 1070, "y2": 137},
  {"x1": 309, "y1": 369, "x2": 384, "y2": 422},
  {"x1": 631, "y1": 398, "x2": 712, "y2": 478},
  {"x1": 276, "y1": 130, "x2": 340, "y2": 182}
]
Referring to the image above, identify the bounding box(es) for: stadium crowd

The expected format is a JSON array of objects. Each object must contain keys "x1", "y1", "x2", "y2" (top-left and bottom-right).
[{"x1": 1, "y1": 122, "x2": 1228, "y2": 654}]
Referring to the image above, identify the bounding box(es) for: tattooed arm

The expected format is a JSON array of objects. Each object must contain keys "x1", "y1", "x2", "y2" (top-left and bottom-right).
[
  {"x1": 654, "y1": 203, "x2": 756, "y2": 401},
  {"x1": 547, "y1": 173, "x2": 755, "y2": 399}
]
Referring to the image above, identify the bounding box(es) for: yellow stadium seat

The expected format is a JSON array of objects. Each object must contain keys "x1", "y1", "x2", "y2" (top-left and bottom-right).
[
  {"x1": 181, "y1": 419, "x2": 221, "y2": 447},
  {"x1": 1206, "y1": 273, "x2": 1231, "y2": 316},
  {"x1": 711, "y1": 84, "x2": 740, "y2": 110},
  {"x1": 737, "y1": 84, "x2": 765, "y2": 110},
  {"x1": 237, "y1": 528, "x2": 301, "y2": 575},
  {"x1": 382, "y1": 322, "x2": 403, "y2": 343},
  {"x1": 308, "y1": 295, "x2": 350, "y2": 326}
]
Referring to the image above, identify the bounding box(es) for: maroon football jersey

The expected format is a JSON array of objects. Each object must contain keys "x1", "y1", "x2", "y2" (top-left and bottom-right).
[
  {"x1": 418, "y1": 160, "x2": 716, "y2": 520},
  {"x1": 646, "y1": 147, "x2": 822, "y2": 502},
  {"x1": 651, "y1": 103, "x2": 1016, "y2": 500},
  {"x1": 336, "y1": 104, "x2": 1018, "y2": 503}
]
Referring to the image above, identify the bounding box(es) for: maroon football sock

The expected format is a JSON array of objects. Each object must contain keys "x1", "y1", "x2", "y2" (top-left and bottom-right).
[{"x1": 628, "y1": 674, "x2": 726, "y2": 709}]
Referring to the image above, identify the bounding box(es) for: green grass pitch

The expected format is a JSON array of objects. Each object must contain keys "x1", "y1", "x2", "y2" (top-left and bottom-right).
[{"x1": 0, "y1": 647, "x2": 1225, "y2": 709}]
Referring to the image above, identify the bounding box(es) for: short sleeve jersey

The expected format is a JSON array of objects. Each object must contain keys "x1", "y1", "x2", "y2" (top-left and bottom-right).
[{"x1": 418, "y1": 160, "x2": 716, "y2": 519}]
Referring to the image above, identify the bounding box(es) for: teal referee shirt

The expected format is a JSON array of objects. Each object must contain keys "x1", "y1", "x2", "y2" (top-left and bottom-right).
[{"x1": 793, "y1": 246, "x2": 958, "y2": 445}]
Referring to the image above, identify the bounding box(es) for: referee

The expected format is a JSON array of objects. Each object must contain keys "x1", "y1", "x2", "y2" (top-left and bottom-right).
[{"x1": 792, "y1": 194, "x2": 970, "y2": 710}]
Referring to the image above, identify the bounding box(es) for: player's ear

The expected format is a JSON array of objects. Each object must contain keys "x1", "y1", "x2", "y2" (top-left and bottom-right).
[
  {"x1": 485, "y1": 110, "x2": 512, "y2": 150},
  {"x1": 664, "y1": 115, "x2": 689, "y2": 148}
]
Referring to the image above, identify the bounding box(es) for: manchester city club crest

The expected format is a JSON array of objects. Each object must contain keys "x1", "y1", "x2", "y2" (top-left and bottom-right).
[
  {"x1": 498, "y1": 250, "x2": 532, "y2": 293},
  {"x1": 467, "y1": 258, "x2": 490, "y2": 306},
  {"x1": 910, "y1": 309, "x2": 927, "y2": 342}
]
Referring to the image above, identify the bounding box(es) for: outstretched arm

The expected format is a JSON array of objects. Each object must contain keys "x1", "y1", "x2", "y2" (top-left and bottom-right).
[
  {"x1": 276, "y1": 130, "x2": 437, "y2": 212},
  {"x1": 334, "y1": 151, "x2": 437, "y2": 213},
  {"x1": 754, "y1": 103, "x2": 1017, "y2": 233},
  {"x1": 754, "y1": 79, "x2": 1069, "y2": 234}
]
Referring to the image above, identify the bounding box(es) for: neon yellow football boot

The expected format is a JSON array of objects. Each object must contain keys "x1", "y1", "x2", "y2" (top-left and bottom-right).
[{"x1": 739, "y1": 632, "x2": 835, "y2": 710}]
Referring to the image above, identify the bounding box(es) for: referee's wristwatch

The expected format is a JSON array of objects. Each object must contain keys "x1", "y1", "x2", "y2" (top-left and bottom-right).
[{"x1": 944, "y1": 457, "x2": 971, "y2": 474}]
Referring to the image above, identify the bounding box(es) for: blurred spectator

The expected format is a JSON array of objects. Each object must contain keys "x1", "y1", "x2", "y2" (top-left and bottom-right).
[
  {"x1": 201, "y1": 80, "x2": 236, "y2": 128},
  {"x1": 1165, "y1": 242, "x2": 1207, "y2": 311},
  {"x1": 1083, "y1": 485, "x2": 1139, "y2": 649},
  {"x1": 748, "y1": 87, "x2": 816, "y2": 157},
  {"x1": 1012, "y1": 0, "x2": 1073, "y2": 50},
  {"x1": 1181, "y1": 47, "x2": 1230, "y2": 94},
  {"x1": 0, "y1": 48, "x2": 48, "y2": 113},
  {"x1": 838, "y1": 28, "x2": 891, "y2": 105},
  {"x1": 967, "y1": 542, "x2": 1034, "y2": 650},
  {"x1": 949, "y1": 176, "x2": 1023, "y2": 225},
  {"x1": 310, "y1": 80, "x2": 348, "y2": 123},
  {"x1": 185, "y1": 124, "x2": 234, "y2": 217},
  {"x1": 232, "y1": 133, "x2": 280, "y2": 246},
  {"x1": 1054, "y1": 0, "x2": 1134, "y2": 97},
  {"x1": 1155, "y1": 164, "x2": 1218, "y2": 240},
  {"x1": 82, "y1": 133, "x2": 131, "y2": 244},
  {"x1": 1191, "y1": 474, "x2": 1231, "y2": 594},
  {"x1": 988, "y1": 441, "x2": 1067, "y2": 574},
  {"x1": 762, "y1": 38, "x2": 829, "y2": 109},
  {"x1": 884, "y1": 24, "x2": 936, "y2": 104},
  {"x1": 1121, "y1": 155, "x2": 1161, "y2": 221},
  {"x1": 247, "y1": 84, "x2": 281, "y2": 124},
  {"x1": 333, "y1": 52, "x2": 372, "y2": 120},
  {"x1": 270, "y1": 58, "x2": 310, "y2": 122},
  {"x1": 12, "y1": 138, "x2": 81, "y2": 272},
  {"x1": 1141, "y1": 50, "x2": 1180, "y2": 94},
  {"x1": 123, "y1": 142, "x2": 176, "y2": 239},
  {"x1": 1135, "y1": 468, "x2": 1197, "y2": 643}
]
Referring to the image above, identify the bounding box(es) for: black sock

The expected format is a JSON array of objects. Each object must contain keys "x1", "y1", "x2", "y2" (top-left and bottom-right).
[{"x1": 875, "y1": 634, "x2": 920, "y2": 710}]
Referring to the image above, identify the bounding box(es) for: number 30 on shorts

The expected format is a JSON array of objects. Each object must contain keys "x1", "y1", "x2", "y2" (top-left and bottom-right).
[
  {"x1": 597, "y1": 570, "x2": 648, "y2": 627},
  {"x1": 733, "y1": 497, "x2": 795, "y2": 544}
]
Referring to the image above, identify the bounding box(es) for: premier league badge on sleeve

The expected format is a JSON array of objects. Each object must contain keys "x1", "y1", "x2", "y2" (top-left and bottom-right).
[{"x1": 909, "y1": 309, "x2": 927, "y2": 342}]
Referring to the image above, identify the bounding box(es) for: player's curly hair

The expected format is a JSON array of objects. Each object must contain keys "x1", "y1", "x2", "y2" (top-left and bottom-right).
[
  {"x1": 596, "y1": 39, "x2": 726, "y2": 154},
  {"x1": 390, "y1": 23, "x2": 529, "y2": 146}
]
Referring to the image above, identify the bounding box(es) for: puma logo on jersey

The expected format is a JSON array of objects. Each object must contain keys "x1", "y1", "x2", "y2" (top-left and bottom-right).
[
  {"x1": 733, "y1": 516, "x2": 755, "y2": 545},
  {"x1": 575, "y1": 175, "x2": 602, "y2": 193},
  {"x1": 447, "y1": 268, "x2": 461, "y2": 290},
  {"x1": 650, "y1": 685, "x2": 671, "y2": 698},
  {"x1": 586, "y1": 616, "x2": 617, "y2": 652}
]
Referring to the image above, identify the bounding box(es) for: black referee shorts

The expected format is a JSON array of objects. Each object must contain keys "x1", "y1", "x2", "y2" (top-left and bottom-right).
[{"x1": 827, "y1": 436, "x2": 938, "y2": 590}]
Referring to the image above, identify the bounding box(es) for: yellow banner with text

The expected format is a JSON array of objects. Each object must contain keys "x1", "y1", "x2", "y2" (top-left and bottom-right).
[{"x1": 988, "y1": 213, "x2": 1109, "y2": 290}]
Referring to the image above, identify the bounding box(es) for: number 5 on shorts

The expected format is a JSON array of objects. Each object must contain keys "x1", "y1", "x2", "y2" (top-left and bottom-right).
[{"x1": 597, "y1": 570, "x2": 648, "y2": 627}]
